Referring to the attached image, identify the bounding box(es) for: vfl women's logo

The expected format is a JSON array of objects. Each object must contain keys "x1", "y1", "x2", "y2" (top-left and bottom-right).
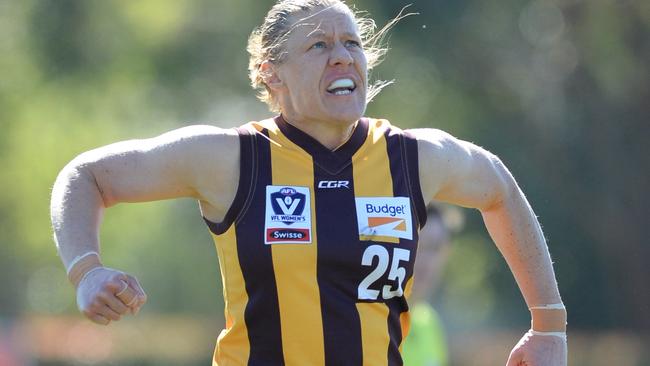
[
  {"x1": 270, "y1": 187, "x2": 306, "y2": 225},
  {"x1": 265, "y1": 186, "x2": 312, "y2": 244}
]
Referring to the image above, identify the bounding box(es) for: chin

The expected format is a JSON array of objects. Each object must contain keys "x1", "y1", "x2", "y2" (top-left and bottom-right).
[
  {"x1": 323, "y1": 103, "x2": 366, "y2": 124},
  {"x1": 324, "y1": 111, "x2": 363, "y2": 126}
]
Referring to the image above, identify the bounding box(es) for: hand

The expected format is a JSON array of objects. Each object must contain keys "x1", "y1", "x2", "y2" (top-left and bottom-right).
[
  {"x1": 506, "y1": 330, "x2": 567, "y2": 366},
  {"x1": 76, "y1": 267, "x2": 147, "y2": 325}
]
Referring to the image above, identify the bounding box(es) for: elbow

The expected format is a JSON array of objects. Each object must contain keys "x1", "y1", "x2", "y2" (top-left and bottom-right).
[
  {"x1": 480, "y1": 156, "x2": 519, "y2": 212},
  {"x1": 53, "y1": 153, "x2": 114, "y2": 209}
]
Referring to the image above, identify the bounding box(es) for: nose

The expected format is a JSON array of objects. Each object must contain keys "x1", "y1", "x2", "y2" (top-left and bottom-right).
[{"x1": 329, "y1": 41, "x2": 354, "y2": 67}]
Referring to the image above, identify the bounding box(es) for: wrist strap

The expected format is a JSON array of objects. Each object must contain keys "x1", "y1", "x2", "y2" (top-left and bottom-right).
[
  {"x1": 530, "y1": 330, "x2": 567, "y2": 339},
  {"x1": 67, "y1": 252, "x2": 103, "y2": 288},
  {"x1": 530, "y1": 303, "x2": 567, "y2": 332},
  {"x1": 529, "y1": 303, "x2": 566, "y2": 310}
]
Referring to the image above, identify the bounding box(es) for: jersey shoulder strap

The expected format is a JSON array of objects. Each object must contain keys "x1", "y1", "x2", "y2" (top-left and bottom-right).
[{"x1": 203, "y1": 124, "x2": 258, "y2": 235}]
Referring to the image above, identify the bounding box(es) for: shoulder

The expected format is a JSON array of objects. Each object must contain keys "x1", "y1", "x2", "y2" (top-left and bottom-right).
[
  {"x1": 406, "y1": 128, "x2": 508, "y2": 208},
  {"x1": 162, "y1": 124, "x2": 241, "y2": 172},
  {"x1": 153, "y1": 124, "x2": 239, "y2": 150},
  {"x1": 407, "y1": 127, "x2": 499, "y2": 168},
  {"x1": 407, "y1": 128, "x2": 472, "y2": 175},
  {"x1": 161, "y1": 125, "x2": 242, "y2": 221},
  {"x1": 148, "y1": 124, "x2": 242, "y2": 172},
  {"x1": 379, "y1": 123, "x2": 471, "y2": 155},
  {"x1": 407, "y1": 128, "x2": 473, "y2": 152}
]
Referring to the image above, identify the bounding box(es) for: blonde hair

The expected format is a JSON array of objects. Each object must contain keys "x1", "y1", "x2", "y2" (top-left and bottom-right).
[{"x1": 247, "y1": 0, "x2": 412, "y2": 112}]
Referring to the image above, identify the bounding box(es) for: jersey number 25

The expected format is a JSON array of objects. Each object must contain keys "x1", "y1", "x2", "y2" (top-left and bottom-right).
[{"x1": 358, "y1": 245, "x2": 411, "y2": 300}]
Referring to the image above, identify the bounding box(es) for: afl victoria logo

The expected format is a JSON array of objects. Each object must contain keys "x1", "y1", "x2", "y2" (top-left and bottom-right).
[
  {"x1": 264, "y1": 185, "x2": 312, "y2": 244},
  {"x1": 270, "y1": 187, "x2": 306, "y2": 225}
]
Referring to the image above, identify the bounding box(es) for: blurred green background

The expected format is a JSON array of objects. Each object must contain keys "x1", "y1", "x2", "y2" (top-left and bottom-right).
[{"x1": 0, "y1": 0, "x2": 648, "y2": 365}]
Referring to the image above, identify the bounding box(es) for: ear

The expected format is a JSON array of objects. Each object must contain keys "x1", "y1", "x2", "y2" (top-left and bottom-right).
[{"x1": 259, "y1": 60, "x2": 283, "y2": 90}]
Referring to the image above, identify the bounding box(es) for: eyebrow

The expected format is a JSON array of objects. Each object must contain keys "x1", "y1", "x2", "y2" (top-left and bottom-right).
[{"x1": 305, "y1": 29, "x2": 360, "y2": 40}]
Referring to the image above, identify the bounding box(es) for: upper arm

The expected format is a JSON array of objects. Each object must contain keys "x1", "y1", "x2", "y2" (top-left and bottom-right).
[
  {"x1": 63, "y1": 125, "x2": 239, "y2": 211},
  {"x1": 410, "y1": 128, "x2": 514, "y2": 211}
]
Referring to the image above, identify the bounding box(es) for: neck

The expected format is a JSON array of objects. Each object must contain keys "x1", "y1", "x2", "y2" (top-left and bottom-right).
[{"x1": 281, "y1": 113, "x2": 358, "y2": 151}]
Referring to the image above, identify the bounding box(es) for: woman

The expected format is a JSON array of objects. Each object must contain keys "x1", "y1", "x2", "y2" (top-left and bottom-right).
[{"x1": 51, "y1": 1, "x2": 567, "y2": 365}]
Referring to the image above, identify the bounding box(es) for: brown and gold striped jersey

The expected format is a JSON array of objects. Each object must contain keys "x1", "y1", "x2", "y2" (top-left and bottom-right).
[{"x1": 204, "y1": 116, "x2": 427, "y2": 366}]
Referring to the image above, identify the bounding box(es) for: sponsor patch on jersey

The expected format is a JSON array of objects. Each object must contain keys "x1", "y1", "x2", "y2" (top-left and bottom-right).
[
  {"x1": 317, "y1": 180, "x2": 350, "y2": 189},
  {"x1": 265, "y1": 185, "x2": 312, "y2": 244},
  {"x1": 355, "y1": 197, "x2": 413, "y2": 241}
]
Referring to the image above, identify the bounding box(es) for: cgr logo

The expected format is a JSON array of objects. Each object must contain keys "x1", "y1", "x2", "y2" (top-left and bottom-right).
[{"x1": 318, "y1": 180, "x2": 350, "y2": 189}]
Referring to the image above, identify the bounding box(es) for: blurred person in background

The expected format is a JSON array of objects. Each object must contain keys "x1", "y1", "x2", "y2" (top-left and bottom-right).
[
  {"x1": 50, "y1": 0, "x2": 567, "y2": 365},
  {"x1": 401, "y1": 204, "x2": 454, "y2": 366}
]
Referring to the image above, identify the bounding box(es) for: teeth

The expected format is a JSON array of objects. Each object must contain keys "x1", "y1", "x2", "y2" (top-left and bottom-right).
[
  {"x1": 334, "y1": 89, "x2": 352, "y2": 95},
  {"x1": 327, "y1": 78, "x2": 355, "y2": 91}
]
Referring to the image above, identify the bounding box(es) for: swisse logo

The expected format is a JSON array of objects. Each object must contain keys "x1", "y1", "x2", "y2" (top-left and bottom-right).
[
  {"x1": 355, "y1": 197, "x2": 413, "y2": 240},
  {"x1": 318, "y1": 180, "x2": 350, "y2": 189},
  {"x1": 365, "y1": 203, "x2": 407, "y2": 217},
  {"x1": 266, "y1": 228, "x2": 310, "y2": 241},
  {"x1": 265, "y1": 185, "x2": 312, "y2": 244}
]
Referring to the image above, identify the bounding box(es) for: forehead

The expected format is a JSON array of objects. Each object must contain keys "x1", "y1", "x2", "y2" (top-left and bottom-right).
[{"x1": 287, "y1": 5, "x2": 359, "y2": 39}]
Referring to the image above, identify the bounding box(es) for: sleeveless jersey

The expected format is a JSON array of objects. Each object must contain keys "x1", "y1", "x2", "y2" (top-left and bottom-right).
[{"x1": 204, "y1": 116, "x2": 427, "y2": 366}]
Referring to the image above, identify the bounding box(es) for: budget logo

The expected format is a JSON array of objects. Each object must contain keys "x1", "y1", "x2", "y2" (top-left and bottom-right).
[
  {"x1": 265, "y1": 186, "x2": 312, "y2": 244},
  {"x1": 355, "y1": 197, "x2": 413, "y2": 241}
]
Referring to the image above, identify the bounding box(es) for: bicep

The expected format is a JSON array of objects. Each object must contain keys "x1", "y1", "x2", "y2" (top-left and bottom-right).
[
  {"x1": 71, "y1": 126, "x2": 238, "y2": 207},
  {"x1": 413, "y1": 128, "x2": 513, "y2": 210}
]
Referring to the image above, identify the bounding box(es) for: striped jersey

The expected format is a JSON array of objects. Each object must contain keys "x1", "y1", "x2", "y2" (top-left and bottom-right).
[{"x1": 204, "y1": 116, "x2": 427, "y2": 366}]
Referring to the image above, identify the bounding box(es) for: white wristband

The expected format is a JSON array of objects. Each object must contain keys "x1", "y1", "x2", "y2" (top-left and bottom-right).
[
  {"x1": 529, "y1": 303, "x2": 566, "y2": 310},
  {"x1": 66, "y1": 251, "x2": 100, "y2": 275},
  {"x1": 530, "y1": 330, "x2": 567, "y2": 339}
]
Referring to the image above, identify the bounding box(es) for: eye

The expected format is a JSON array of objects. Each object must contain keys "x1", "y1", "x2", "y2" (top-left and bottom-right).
[
  {"x1": 345, "y1": 40, "x2": 361, "y2": 48},
  {"x1": 310, "y1": 41, "x2": 327, "y2": 50}
]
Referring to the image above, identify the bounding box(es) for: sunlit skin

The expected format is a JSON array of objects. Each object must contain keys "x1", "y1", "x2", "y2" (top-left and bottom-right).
[{"x1": 261, "y1": 5, "x2": 367, "y2": 150}]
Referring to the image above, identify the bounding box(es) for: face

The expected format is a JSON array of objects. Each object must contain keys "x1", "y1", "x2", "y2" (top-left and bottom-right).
[{"x1": 268, "y1": 5, "x2": 368, "y2": 126}]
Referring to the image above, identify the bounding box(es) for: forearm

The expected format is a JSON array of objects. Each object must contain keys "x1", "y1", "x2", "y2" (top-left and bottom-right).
[
  {"x1": 481, "y1": 183, "x2": 565, "y2": 327},
  {"x1": 50, "y1": 160, "x2": 106, "y2": 271},
  {"x1": 51, "y1": 159, "x2": 148, "y2": 322}
]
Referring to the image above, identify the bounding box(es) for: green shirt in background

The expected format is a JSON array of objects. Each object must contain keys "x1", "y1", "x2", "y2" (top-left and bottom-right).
[{"x1": 401, "y1": 303, "x2": 448, "y2": 366}]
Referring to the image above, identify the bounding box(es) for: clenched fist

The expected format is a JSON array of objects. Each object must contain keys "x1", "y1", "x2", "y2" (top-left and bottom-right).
[
  {"x1": 76, "y1": 267, "x2": 147, "y2": 325},
  {"x1": 506, "y1": 330, "x2": 567, "y2": 366}
]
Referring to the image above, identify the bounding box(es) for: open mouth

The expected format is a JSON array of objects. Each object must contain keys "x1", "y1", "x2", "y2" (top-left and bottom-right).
[{"x1": 326, "y1": 78, "x2": 356, "y2": 96}]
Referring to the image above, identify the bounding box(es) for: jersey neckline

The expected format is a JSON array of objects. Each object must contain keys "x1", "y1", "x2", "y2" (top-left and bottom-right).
[{"x1": 274, "y1": 115, "x2": 369, "y2": 175}]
